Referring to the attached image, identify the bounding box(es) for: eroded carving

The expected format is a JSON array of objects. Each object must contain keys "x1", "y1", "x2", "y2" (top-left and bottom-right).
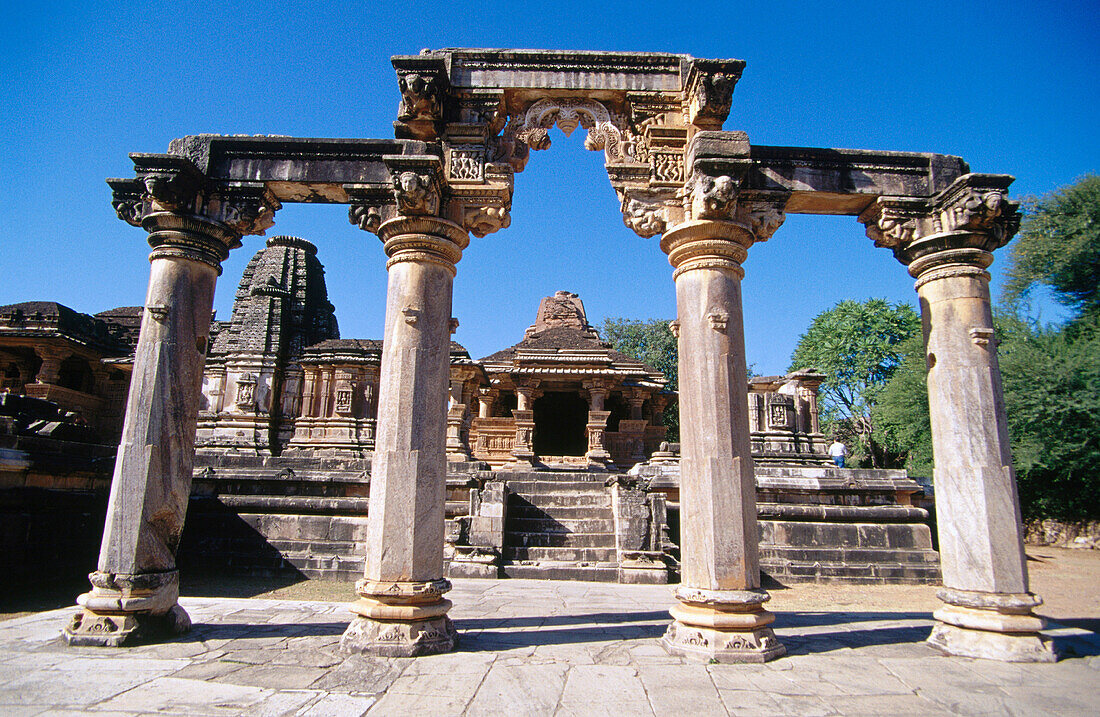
[{"x1": 392, "y1": 171, "x2": 439, "y2": 216}]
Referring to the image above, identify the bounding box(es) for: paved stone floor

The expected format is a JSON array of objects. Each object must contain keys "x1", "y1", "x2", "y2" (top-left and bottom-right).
[{"x1": 1, "y1": 579, "x2": 1097, "y2": 716}]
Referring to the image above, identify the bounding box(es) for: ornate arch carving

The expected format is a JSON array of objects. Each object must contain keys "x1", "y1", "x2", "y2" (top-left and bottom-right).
[{"x1": 499, "y1": 98, "x2": 643, "y2": 169}]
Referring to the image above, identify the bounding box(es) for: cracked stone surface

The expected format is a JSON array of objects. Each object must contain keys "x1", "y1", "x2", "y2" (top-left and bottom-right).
[{"x1": 1, "y1": 579, "x2": 1096, "y2": 716}]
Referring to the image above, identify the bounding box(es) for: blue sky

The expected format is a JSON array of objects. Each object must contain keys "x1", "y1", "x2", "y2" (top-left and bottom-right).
[{"x1": 1, "y1": 1, "x2": 1096, "y2": 374}]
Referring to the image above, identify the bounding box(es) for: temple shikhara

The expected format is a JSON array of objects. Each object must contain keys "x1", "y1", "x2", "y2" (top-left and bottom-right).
[{"x1": 0, "y1": 48, "x2": 1051, "y2": 665}]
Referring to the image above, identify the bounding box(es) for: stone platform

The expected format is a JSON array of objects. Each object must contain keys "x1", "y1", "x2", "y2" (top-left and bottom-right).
[{"x1": 2, "y1": 579, "x2": 1097, "y2": 716}]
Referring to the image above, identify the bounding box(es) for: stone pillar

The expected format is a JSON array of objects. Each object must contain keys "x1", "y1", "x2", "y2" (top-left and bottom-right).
[
  {"x1": 862, "y1": 174, "x2": 1055, "y2": 662},
  {"x1": 584, "y1": 379, "x2": 608, "y2": 412},
  {"x1": 341, "y1": 214, "x2": 468, "y2": 657},
  {"x1": 65, "y1": 209, "x2": 243, "y2": 646},
  {"x1": 585, "y1": 409, "x2": 613, "y2": 469},
  {"x1": 33, "y1": 346, "x2": 71, "y2": 385},
  {"x1": 477, "y1": 387, "x2": 496, "y2": 419},
  {"x1": 658, "y1": 216, "x2": 784, "y2": 663}
]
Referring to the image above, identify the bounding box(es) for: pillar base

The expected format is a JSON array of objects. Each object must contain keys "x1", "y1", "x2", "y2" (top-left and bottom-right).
[
  {"x1": 927, "y1": 588, "x2": 1057, "y2": 662},
  {"x1": 64, "y1": 604, "x2": 191, "y2": 647},
  {"x1": 63, "y1": 570, "x2": 190, "y2": 647},
  {"x1": 927, "y1": 622, "x2": 1056, "y2": 663},
  {"x1": 341, "y1": 614, "x2": 457, "y2": 657},
  {"x1": 340, "y1": 578, "x2": 458, "y2": 657},
  {"x1": 660, "y1": 587, "x2": 785, "y2": 663}
]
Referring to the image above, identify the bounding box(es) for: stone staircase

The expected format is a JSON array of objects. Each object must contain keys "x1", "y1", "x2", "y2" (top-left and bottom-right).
[{"x1": 501, "y1": 471, "x2": 620, "y2": 582}]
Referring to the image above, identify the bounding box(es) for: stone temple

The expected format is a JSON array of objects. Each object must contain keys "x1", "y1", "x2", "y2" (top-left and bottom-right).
[{"x1": 2, "y1": 48, "x2": 1052, "y2": 664}]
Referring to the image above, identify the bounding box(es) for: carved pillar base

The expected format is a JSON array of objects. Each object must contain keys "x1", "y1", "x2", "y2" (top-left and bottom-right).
[
  {"x1": 341, "y1": 578, "x2": 457, "y2": 657},
  {"x1": 660, "y1": 587, "x2": 785, "y2": 664},
  {"x1": 926, "y1": 588, "x2": 1057, "y2": 662},
  {"x1": 63, "y1": 570, "x2": 190, "y2": 647}
]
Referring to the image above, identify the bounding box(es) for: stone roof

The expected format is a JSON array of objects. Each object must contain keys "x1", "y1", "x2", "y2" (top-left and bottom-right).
[
  {"x1": 301, "y1": 339, "x2": 473, "y2": 365},
  {"x1": 478, "y1": 291, "x2": 667, "y2": 388},
  {"x1": 0, "y1": 301, "x2": 134, "y2": 356}
]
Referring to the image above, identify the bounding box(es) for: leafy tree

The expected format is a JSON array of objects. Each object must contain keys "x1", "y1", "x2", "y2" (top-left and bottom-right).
[
  {"x1": 998, "y1": 314, "x2": 1100, "y2": 520},
  {"x1": 872, "y1": 333, "x2": 933, "y2": 476},
  {"x1": 787, "y1": 299, "x2": 921, "y2": 468},
  {"x1": 600, "y1": 317, "x2": 679, "y2": 440},
  {"x1": 1002, "y1": 175, "x2": 1100, "y2": 323}
]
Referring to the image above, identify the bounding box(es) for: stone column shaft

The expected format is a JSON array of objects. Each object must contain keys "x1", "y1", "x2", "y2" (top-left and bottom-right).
[
  {"x1": 862, "y1": 176, "x2": 1055, "y2": 662},
  {"x1": 342, "y1": 214, "x2": 468, "y2": 657},
  {"x1": 658, "y1": 219, "x2": 784, "y2": 663},
  {"x1": 913, "y1": 249, "x2": 1055, "y2": 662},
  {"x1": 65, "y1": 211, "x2": 237, "y2": 646}
]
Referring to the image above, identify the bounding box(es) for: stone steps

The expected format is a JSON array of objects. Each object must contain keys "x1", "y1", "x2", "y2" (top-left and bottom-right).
[
  {"x1": 503, "y1": 546, "x2": 618, "y2": 562},
  {"x1": 508, "y1": 493, "x2": 611, "y2": 509},
  {"x1": 500, "y1": 562, "x2": 620, "y2": 582},
  {"x1": 759, "y1": 546, "x2": 941, "y2": 565},
  {"x1": 505, "y1": 480, "x2": 608, "y2": 493},
  {"x1": 507, "y1": 504, "x2": 616, "y2": 521},
  {"x1": 506, "y1": 517, "x2": 617, "y2": 534},
  {"x1": 762, "y1": 558, "x2": 942, "y2": 584},
  {"x1": 506, "y1": 531, "x2": 617, "y2": 548}
]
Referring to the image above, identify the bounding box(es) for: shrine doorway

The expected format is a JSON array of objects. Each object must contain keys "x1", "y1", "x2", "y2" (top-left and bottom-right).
[{"x1": 532, "y1": 391, "x2": 588, "y2": 457}]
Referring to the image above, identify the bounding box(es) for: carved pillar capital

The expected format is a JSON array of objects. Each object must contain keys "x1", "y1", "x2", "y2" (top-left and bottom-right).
[
  {"x1": 376, "y1": 215, "x2": 469, "y2": 277},
  {"x1": 660, "y1": 220, "x2": 754, "y2": 280},
  {"x1": 859, "y1": 173, "x2": 1019, "y2": 288},
  {"x1": 110, "y1": 157, "x2": 280, "y2": 272}
]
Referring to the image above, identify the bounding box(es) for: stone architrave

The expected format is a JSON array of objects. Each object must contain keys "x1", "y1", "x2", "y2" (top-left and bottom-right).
[
  {"x1": 66, "y1": 157, "x2": 277, "y2": 646},
  {"x1": 657, "y1": 133, "x2": 787, "y2": 663},
  {"x1": 341, "y1": 158, "x2": 468, "y2": 657},
  {"x1": 861, "y1": 174, "x2": 1056, "y2": 662}
]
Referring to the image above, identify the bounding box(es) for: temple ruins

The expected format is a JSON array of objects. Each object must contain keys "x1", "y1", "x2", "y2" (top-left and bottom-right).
[{"x1": 43, "y1": 48, "x2": 1051, "y2": 664}]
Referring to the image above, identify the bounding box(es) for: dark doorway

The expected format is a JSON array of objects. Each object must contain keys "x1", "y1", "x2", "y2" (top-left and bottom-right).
[{"x1": 532, "y1": 391, "x2": 588, "y2": 456}]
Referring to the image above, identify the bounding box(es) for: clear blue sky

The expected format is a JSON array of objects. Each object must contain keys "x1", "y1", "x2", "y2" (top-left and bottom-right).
[{"x1": 2, "y1": 1, "x2": 1096, "y2": 374}]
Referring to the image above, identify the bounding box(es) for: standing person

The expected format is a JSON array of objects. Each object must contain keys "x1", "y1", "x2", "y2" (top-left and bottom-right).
[{"x1": 828, "y1": 438, "x2": 848, "y2": 468}]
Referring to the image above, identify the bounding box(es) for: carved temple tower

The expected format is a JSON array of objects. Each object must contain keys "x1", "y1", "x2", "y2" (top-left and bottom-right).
[{"x1": 195, "y1": 235, "x2": 339, "y2": 455}]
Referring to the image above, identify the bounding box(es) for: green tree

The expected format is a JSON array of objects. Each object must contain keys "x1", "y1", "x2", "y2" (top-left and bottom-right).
[
  {"x1": 998, "y1": 315, "x2": 1100, "y2": 520},
  {"x1": 1003, "y1": 175, "x2": 1100, "y2": 324},
  {"x1": 787, "y1": 299, "x2": 921, "y2": 468},
  {"x1": 600, "y1": 317, "x2": 679, "y2": 440},
  {"x1": 872, "y1": 333, "x2": 933, "y2": 476}
]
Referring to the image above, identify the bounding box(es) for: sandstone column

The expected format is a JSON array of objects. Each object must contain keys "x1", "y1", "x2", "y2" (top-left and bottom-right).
[
  {"x1": 659, "y1": 216, "x2": 784, "y2": 663},
  {"x1": 64, "y1": 208, "x2": 245, "y2": 646},
  {"x1": 862, "y1": 175, "x2": 1056, "y2": 662},
  {"x1": 341, "y1": 213, "x2": 468, "y2": 657}
]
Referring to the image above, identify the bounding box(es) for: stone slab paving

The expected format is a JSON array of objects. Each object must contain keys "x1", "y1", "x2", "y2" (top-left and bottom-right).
[{"x1": 1, "y1": 579, "x2": 1097, "y2": 716}]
